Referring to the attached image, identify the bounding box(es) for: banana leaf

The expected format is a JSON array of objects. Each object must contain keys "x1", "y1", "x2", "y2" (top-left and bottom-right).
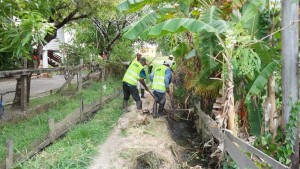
[
  {"x1": 245, "y1": 61, "x2": 277, "y2": 136},
  {"x1": 146, "y1": 18, "x2": 227, "y2": 37},
  {"x1": 245, "y1": 61, "x2": 277, "y2": 102},
  {"x1": 122, "y1": 8, "x2": 176, "y2": 40}
]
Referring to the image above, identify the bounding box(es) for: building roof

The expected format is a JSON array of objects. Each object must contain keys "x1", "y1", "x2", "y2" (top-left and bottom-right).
[
  {"x1": 43, "y1": 27, "x2": 65, "y2": 51},
  {"x1": 43, "y1": 38, "x2": 62, "y2": 51}
]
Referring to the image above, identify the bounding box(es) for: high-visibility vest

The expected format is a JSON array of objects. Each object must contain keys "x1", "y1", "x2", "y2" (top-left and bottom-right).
[
  {"x1": 122, "y1": 60, "x2": 144, "y2": 86},
  {"x1": 152, "y1": 65, "x2": 168, "y2": 92},
  {"x1": 172, "y1": 61, "x2": 176, "y2": 70}
]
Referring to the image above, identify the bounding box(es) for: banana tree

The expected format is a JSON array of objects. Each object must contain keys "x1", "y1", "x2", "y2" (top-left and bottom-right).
[{"x1": 117, "y1": 0, "x2": 270, "y2": 136}]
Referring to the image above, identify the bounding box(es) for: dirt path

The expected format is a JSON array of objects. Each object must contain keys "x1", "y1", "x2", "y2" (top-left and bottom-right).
[{"x1": 89, "y1": 94, "x2": 184, "y2": 169}]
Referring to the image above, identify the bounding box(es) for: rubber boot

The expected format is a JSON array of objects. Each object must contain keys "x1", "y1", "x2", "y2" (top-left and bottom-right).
[
  {"x1": 136, "y1": 100, "x2": 142, "y2": 110},
  {"x1": 123, "y1": 100, "x2": 130, "y2": 112},
  {"x1": 153, "y1": 102, "x2": 158, "y2": 118},
  {"x1": 158, "y1": 106, "x2": 164, "y2": 117},
  {"x1": 141, "y1": 89, "x2": 145, "y2": 98}
]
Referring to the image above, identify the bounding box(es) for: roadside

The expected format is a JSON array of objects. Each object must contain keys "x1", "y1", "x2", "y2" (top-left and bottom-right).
[{"x1": 0, "y1": 75, "x2": 77, "y2": 104}]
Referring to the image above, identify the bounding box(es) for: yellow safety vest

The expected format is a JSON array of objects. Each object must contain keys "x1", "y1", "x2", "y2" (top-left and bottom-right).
[
  {"x1": 172, "y1": 61, "x2": 176, "y2": 70},
  {"x1": 122, "y1": 60, "x2": 144, "y2": 86},
  {"x1": 152, "y1": 65, "x2": 168, "y2": 92}
]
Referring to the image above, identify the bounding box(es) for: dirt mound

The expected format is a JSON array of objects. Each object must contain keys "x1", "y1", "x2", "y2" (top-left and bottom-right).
[
  {"x1": 132, "y1": 151, "x2": 164, "y2": 169},
  {"x1": 89, "y1": 94, "x2": 183, "y2": 169}
]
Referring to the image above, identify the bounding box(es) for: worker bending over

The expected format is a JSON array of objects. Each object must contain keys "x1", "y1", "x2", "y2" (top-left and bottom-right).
[
  {"x1": 122, "y1": 57, "x2": 149, "y2": 112},
  {"x1": 150, "y1": 61, "x2": 173, "y2": 118}
]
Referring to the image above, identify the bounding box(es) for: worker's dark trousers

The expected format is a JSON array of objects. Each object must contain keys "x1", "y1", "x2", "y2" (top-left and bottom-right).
[
  {"x1": 153, "y1": 91, "x2": 166, "y2": 117},
  {"x1": 123, "y1": 82, "x2": 142, "y2": 110}
]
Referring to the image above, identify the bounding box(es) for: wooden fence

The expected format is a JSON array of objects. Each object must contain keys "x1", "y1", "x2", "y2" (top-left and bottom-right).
[
  {"x1": 1, "y1": 91, "x2": 122, "y2": 169},
  {"x1": 195, "y1": 103, "x2": 289, "y2": 169},
  {"x1": 0, "y1": 62, "x2": 103, "y2": 114}
]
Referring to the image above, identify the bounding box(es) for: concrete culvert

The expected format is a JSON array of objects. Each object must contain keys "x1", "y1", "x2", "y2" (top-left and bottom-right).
[{"x1": 133, "y1": 151, "x2": 164, "y2": 169}]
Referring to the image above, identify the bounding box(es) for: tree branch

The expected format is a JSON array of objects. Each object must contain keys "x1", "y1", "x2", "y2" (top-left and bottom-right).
[
  {"x1": 54, "y1": 8, "x2": 79, "y2": 30},
  {"x1": 70, "y1": 14, "x2": 89, "y2": 21}
]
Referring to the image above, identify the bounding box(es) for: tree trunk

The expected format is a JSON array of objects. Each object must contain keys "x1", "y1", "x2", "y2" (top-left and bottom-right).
[
  {"x1": 267, "y1": 76, "x2": 277, "y2": 136},
  {"x1": 281, "y1": 0, "x2": 299, "y2": 168},
  {"x1": 226, "y1": 61, "x2": 237, "y2": 136},
  {"x1": 11, "y1": 74, "x2": 31, "y2": 110},
  {"x1": 11, "y1": 60, "x2": 34, "y2": 110}
]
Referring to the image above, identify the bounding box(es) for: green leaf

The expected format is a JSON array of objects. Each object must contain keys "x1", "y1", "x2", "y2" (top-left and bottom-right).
[
  {"x1": 246, "y1": 98, "x2": 262, "y2": 136},
  {"x1": 261, "y1": 137, "x2": 267, "y2": 146},
  {"x1": 184, "y1": 49, "x2": 196, "y2": 60},
  {"x1": 123, "y1": 11, "x2": 161, "y2": 40},
  {"x1": 200, "y1": 5, "x2": 222, "y2": 24},
  {"x1": 146, "y1": 18, "x2": 227, "y2": 37},
  {"x1": 265, "y1": 133, "x2": 272, "y2": 143},
  {"x1": 269, "y1": 143, "x2": 276, "y2": 152},
  {"x1": 245, "y1": 62, "x2": 277, "y2": 102},
  {"x1": 116, "y1": 0, "x2": 144, "y2": 12},
  {"x1": 279, "y1": 157, "x2": 285, "y2": 163},
  {"x1": 285, "y1": 158, "x2": 291, "y2": 165},
  {"x1": 173, "y1": 42, "x2": 188, "y2": 57},
  {"x1": 22, "y1": 32, "x2": 32, "y2": 46}
]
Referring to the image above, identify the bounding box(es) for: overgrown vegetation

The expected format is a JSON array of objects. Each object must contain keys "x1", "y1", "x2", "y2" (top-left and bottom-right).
[
  {"x1": 18, "y1": 97, "x2": 123, "y2": 168},
  {"x1": 0, "y1": 77, "x2": 121, "y2": 163}
]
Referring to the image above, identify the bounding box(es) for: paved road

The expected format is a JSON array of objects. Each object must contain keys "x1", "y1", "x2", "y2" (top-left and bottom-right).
[{"x1": 0, "y1": 75, "x2": 75, "y2": 104}]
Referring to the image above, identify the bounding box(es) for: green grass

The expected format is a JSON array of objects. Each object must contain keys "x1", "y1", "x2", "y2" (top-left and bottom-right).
[
  {"x1": 0, "y1": 77, "x2": 121, "y2": 163},
  {"x1": 18, "y1": 97, "x2": 123, "y2": 168},
  {"x1": 29, "y1": 94, "x2": 61, "y2": 108}
]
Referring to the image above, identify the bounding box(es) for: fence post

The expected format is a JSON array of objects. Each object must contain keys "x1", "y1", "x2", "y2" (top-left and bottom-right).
[
  {"x1": 5, "y1": 140, "x2": 13, "y2": 169},
  {"x1": 78, "y1": 59, "x2": 83, "y2": 92},
  {"x1": 48, "y1": 118, "x2": 55, "y2": 143},
  {"x1": 80, "y1": 98, "x2": 84, "y2": 121},
  {"x1": 101, "y1": 66, "x2": 106, "y2": 82}
]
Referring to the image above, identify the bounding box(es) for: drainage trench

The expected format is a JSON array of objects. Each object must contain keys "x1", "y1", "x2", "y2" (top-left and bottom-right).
[{"x1": 166, "y1": 110, "x2": 217, "y2": 168}]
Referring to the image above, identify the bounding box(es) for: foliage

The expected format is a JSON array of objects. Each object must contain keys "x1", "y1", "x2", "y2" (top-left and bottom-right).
[
  {"x1": 145, "y1": 18, "x2": 227, "y2": 38},
  {"x1": 0, "y1": 0, "x2": 118, "y2": 70},
  {"x1": 254, "y1": 101, "x2": 300, "y2": 166},
  {"x1": 110, "y1": 38, "x2": 135, "y2": 62},
  {"x1": 223, "y1": 25, "x2": 261, "y2": 78},
  {"x1": 61, "y1": 43, "x2": 97, "y2": 66},
  {"x1": 173, "y1": 86, "x2": 186, "y2": 106},
  {"x1": 19, "y1": 98, "x2": 123, "y2": 168},
  {"x1": 0, "y1": 0, "x2": 54, "y2": 70},
  {"x1": 121, "y1": 7, "x2": 177, "y2": 40},
  {"x1": 245, "y1": 62, "x2": 277, "y2": 103},
  {"x1": 0, "y1": 78, "x2": 120, "y2": 163}
]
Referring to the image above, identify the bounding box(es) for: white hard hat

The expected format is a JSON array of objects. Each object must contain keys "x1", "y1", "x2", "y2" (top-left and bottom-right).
[
  {"x1": 163, "y1": 60, "x2": 173, "y2": 67},
  {"x1": 169, "y1": 55, "x2": 174, "y2": 58}
]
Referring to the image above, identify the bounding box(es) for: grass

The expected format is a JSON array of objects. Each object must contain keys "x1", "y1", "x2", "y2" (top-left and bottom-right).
[
  {"x1": 0, "y1": 77, "x2": 121, "y2": 163},
  {"x1": 18, "y1": 96, "x2": 123, "y2": 168},
  {"x1": 29, "y1": 94, "x2": 61, "y2": 108}
]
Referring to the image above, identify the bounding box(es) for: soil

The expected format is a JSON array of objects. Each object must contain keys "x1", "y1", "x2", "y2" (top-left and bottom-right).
[{"x1": 88, "y1": 93, "x2": 201, "y2": 169}]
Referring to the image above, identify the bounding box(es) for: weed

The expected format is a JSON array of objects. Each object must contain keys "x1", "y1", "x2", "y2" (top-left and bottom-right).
[{"x1": 0, "y1": 77, "x2": 121, "y2": 163}]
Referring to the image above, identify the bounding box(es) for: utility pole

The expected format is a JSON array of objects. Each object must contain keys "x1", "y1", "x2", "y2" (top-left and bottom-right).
[{"x1": 281, "y1": 0, "x2": 299, "y2": 168}]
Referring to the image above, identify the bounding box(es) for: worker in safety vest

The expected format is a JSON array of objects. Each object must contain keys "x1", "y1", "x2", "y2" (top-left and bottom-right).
[
  {"x1": 132, "y1": 53, "x2": 146, "y2": 98},
  {"x1": 150, "y1": 60, "x2": 172, "y2": 118},
  {"x1": 134, "y1": 53, "x2": 142, "y2": 61},
  {"x1": 122, "y1": 57, "x2": 149, "y2": 112}
]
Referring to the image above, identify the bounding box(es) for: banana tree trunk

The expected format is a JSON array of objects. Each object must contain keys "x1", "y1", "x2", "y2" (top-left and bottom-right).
[
  {"x1": 267, "y1": 75, "x2": 276, "y2": 136},
  {"x1": 226, "y1": 61, "x2": 237, "y2": 136}
]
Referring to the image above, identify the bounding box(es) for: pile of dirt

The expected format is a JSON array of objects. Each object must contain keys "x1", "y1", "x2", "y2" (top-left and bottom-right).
[{"x1": 89, "y1": 95, "x2": 184, "y2": 169}]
